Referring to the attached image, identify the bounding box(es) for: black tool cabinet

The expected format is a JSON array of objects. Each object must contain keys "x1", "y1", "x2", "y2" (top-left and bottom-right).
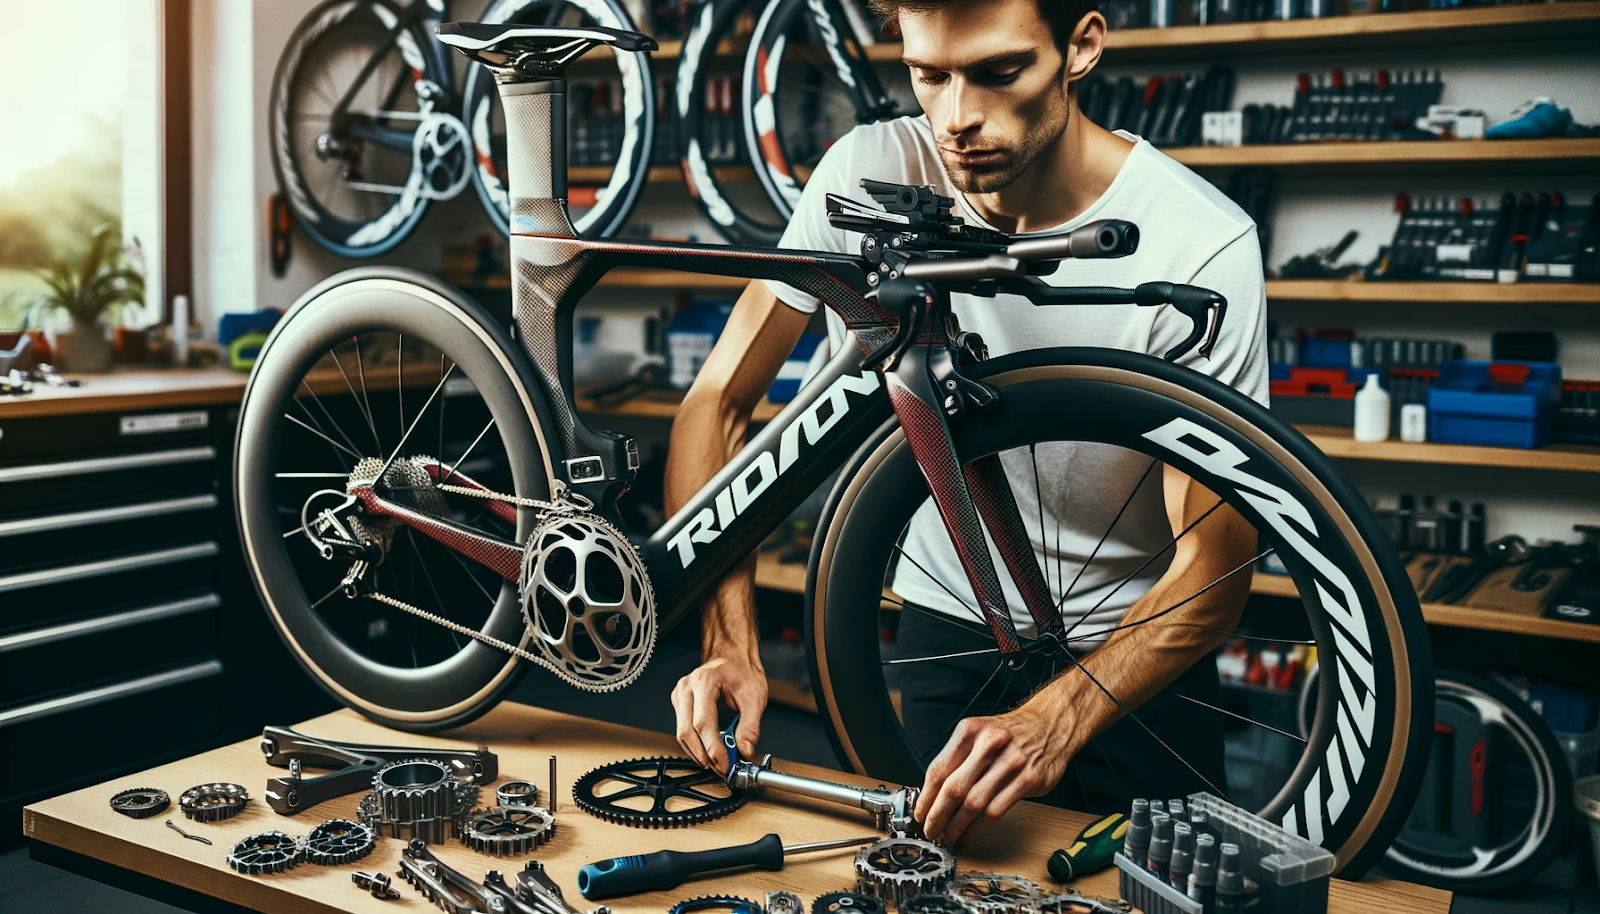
[{"x1": 0, "y1": 396, "x2": 331, "y2": 847}]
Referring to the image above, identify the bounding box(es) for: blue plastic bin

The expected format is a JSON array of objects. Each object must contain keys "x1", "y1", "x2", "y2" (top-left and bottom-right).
[
  {"x1": 767, "y1": 333, "x2": 825, "y2": 404},
  {"x1": 1427, "y1": 360, "x2": 1562, "y2": 449}
]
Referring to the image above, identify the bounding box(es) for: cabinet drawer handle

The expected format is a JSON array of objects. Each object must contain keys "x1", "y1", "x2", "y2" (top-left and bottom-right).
[
  {"x1": 0, "y1": 446, "x2": 216, "y2": 484},
  {"x1": 0, "y1": 659, "x2": 223, "y2": 729},
  {"x1": 0, "y1": 542, "x2": 219, "y2": 594},
  {"x1": 0, "y1": 593, "x2": 221, "y2": 654},
  {"x1": 0, "y1": 494, "x2": 218, "y2": 539}
]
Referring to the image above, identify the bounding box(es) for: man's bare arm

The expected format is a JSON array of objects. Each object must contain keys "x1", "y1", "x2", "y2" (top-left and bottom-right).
[
  {"x1": 667, "y1": 280, "x2": 811, "y2": 771},
  {"x1": 916, "y1": 465, "x2": 1256, "y2": 843}
]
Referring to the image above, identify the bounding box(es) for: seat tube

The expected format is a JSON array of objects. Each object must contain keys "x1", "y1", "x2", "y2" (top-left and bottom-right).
[{"x1": 495, "y1": 75, "x2": 578, "y2": 237}]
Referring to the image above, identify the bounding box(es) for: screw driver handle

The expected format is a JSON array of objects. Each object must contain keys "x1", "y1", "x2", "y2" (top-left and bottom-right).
[{"x1": 578, "y1": 833, "x2": 785, "y2": 900}]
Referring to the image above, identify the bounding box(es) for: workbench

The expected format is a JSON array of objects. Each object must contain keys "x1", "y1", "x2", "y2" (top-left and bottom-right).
[{"x1": 24, "y1": 702, "x2": 1451, "y2": 914}]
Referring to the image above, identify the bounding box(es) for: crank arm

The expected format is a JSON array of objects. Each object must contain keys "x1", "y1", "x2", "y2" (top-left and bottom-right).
[
  {"x1": 259, "y1": 726, "x2": 497, "y2": 815},
  {"x1": 720, "y1": 716, "x2": 920, "y2": 836}
]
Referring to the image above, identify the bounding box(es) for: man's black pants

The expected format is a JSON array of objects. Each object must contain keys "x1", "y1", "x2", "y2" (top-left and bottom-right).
[{"x1": 895, "y1": 601, "x2": 1229, "y2": 816}]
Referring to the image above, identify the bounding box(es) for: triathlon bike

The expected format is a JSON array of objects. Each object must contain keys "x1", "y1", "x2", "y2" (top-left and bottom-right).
[
  {"x1": 238, "y1": 22, "x2": 1432, "y2": 876},
  {"x1": 269, "y1": 0, "x2": 655, "y2": 256}
]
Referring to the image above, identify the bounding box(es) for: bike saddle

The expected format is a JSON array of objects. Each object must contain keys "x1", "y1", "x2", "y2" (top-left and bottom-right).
[{"x1": 437, "y1": 22, "x2": 656, "y2": 75}]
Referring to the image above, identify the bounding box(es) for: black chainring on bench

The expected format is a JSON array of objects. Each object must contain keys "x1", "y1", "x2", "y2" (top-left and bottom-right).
[{"x1": 571, "y1": 757, "x2": 745, "y2": 828}]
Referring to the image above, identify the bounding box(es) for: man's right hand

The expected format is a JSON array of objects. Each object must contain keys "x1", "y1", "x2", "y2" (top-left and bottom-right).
[{"x1": 672, "y1": 654, "x2": 767, "y2": 774}]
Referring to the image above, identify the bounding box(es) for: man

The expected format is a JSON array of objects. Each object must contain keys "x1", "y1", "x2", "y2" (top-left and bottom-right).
[{"x1": 667, "y1": 0, "x2": 1267, "y2": 845}]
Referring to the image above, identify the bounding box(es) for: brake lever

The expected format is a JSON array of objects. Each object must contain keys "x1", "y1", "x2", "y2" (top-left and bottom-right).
[
  {"x1": 859, "y1": 278, "x2": 930, "y2": 372},
  {"x1": 1132, "y1": 281, "x2": 1227, "y2": 361}
]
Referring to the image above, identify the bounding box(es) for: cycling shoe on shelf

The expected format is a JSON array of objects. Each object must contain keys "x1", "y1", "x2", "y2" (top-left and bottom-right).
[{"x1": 1486, "y1": 99, "x2": 1573, "y2": 139}]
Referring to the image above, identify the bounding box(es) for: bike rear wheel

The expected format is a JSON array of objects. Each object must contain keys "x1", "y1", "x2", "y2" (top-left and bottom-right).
[
  {"x1": 462, "y1": 0, "x2": 656, "y2": 239},
  {"x1": 236, "y1": 270, "x2": 553, "y2": 731},
  {"x1": 807, "y1": 348, "x2": 1432, "y2": 876},
  {"x1": 270, "y1": 0, "x2": 449, "y2": 258}
]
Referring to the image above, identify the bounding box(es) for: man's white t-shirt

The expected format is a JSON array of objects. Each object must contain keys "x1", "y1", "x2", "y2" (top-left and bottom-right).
[{"x1": 766, "y1": 116, "x2": 1269, "y2": 645}]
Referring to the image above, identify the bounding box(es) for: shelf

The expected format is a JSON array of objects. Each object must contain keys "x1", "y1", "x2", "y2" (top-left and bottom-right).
[
  {"x1": 1102, "y1": 2, "x2": 1600, "y2": 61},
  {"x1": 1293, "y1": 424, "x2": 1600, "y2": 473},
  {"x1": 569, "y1": 165, "x2": 755, "y2": 185},
  {"x1": 595, "y1": 269, "x2": 750, "y2": 291},
  {"x1": 1251, "y1": 572, "x2": 1600, "y2": 644},
  {"x1": 756, "y1": 550, "x2": 808, "y2": 594},
  {"x1": 1170, "y1": 137, "x2": 1600, "y2": 174},
  {"x1": 576, "y1": 384, "x2": 783, "y2": 422},
  {"x1": 1267, "y1": 280, "x2": 1600, "y2": 304}
]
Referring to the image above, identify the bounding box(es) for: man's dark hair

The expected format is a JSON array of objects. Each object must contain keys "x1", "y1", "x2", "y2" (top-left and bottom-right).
[{"x1": 866, "y1": 0, "x2": 1100, "y2": 56}]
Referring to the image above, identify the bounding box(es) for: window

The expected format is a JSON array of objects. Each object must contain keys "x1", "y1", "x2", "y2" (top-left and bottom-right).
[{"x1": 0, "y1": 0, "x2": 165, "y2": 332}]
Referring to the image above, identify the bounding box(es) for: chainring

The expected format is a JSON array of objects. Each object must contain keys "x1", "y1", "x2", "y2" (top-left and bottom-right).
[
  {"x1": 520, "y1": 509, "x2": 657, "y2": 692},
  {"x1": 948, "y1": 873, "x2": 1043, "y2": 914},
  {"x1": 572, "y1": 757, "x2": 745, "y2": 828},
  {"x1": 669, "y1": 897, "x2": 764, "y2": 914},
  {"x1": 854, "y1": 837, "x2": 957, "y2": 906},
  {"x1": 813, "y1": 891, "x2": 888, "y2": 914}
]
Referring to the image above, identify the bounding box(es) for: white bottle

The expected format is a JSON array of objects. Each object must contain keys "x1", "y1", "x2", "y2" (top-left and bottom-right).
[{"x1": 1354, "y1": 373, "x2": 1391, "y2": 443}]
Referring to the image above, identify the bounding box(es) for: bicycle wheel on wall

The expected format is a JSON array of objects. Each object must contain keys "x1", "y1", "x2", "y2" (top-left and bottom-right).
[
  {"x1": 236, "y1": 269, "x2": 555, "y2": 731},
  {"x1": 742, "y1": 0, "x2": 906, "y2": 222},
  {"x1": 462, "y1": 0, "x2": 656, "y2": 239},
  {"x1": 270, "y1": 0, "x2": 453, "y2": 258},
  {"x1": 806, "y1": 347, "x2": 1433, "y2": 877}
]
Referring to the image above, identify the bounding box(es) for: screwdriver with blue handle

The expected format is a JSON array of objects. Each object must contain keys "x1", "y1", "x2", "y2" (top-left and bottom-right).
[
  {"x1": 1046, "y1": 812, "x2": 1128, "y2": 881},
  {"x1": 577, "y1": 833, "x2": 876, "y2": 900}
]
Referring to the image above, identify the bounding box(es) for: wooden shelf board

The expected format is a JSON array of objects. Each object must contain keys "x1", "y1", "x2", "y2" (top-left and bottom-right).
[
  {"x1": 1267, "y1": 279, "x2": 1600, "y2": 304},
  {"x1": 756, "y1": 550, "x2": 808, "y2": 594},
  {"x1": 595, "y1": 268, "x2": 750, "y2": 291},
  {"x1": 1294, "y1": 424, "x2": 1600, "y2": 473},
  {"x1": 766, "y1": 677, "x2": 817, "y2": 713},
  {"x1": 1171, "y1": 137, "x2": 1600, "y2": 173},
  {"x1": 577, "y1": 385, "x2": 782, "y2": 423},
  {"x1": 1251, "y1": 572, "x2": 1600, "y2": 643},
  {"x1": 1104, "y1": 2, "x2": 1600, "y2": 59},
  {"x1": 569, "y1": 165, "x2": 756, "y2": 185}
]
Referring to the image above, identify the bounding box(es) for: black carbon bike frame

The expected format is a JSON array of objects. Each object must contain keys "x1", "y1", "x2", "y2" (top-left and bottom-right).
[{"x1": 392, "y1": 24, "x2": 1222, "y2": 655}]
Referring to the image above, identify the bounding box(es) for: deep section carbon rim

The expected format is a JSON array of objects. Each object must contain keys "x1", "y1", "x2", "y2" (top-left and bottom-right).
[
  {"x1": 807, "y1": 349, "x2": 1431, "y2": 876},
  {"x1": 237, "y1": 275, "x2": 549, "y2": 730}
]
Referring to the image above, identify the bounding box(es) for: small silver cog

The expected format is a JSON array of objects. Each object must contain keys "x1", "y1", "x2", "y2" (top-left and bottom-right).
[
  {"x1": 854, "y1": 837, "x2": 957, "y2": 906},
  {"x1": 460, "y1": 805, "x2": 556, "y2": 856},
  {"x1": 520, "y1": 510, "x2": 656, "y2": 692}
]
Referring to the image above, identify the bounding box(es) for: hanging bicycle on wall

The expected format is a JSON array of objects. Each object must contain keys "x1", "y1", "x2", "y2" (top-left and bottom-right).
[{"x1": 269, "y1": 0, "x2": 655, "y2": 257}]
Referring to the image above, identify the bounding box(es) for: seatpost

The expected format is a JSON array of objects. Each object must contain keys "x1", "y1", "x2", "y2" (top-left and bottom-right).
[{"x1": 496, "y1": 74, "x2": 573, "y2": 236}]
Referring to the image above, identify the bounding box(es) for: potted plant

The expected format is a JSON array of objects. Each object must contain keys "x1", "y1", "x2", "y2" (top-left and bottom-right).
[{"x1": 26, "y1": 224, "x2": 145, "y2": 373}]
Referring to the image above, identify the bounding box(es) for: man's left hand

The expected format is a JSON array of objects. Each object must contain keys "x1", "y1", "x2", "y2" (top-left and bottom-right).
[{"x1": 914, "y1": 700, "x2": 1071, "y2": 845}]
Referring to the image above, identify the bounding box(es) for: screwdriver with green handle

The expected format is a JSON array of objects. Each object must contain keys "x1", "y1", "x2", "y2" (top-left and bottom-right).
[
  {"x1": 577, "y1": 834, "x2": 876, "y2": 900},
  {"x1": 1047, "y1": 811, "x2": 1128, "y2": 881}
]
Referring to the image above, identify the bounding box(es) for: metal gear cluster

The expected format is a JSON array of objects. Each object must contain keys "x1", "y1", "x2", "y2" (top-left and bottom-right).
[
  {"x1": 812, "y1": 891, "x2": 888, "y2": 914},
  {"x1": 179, "y1": 783, "x2": 250, "y2": 822},
  {"x1": 357, "y1": 758, "x2": 473, "y2": 844},
  {"x1": 668, "y1": 897, "x2": 764, "y2": 914},
  {"x1": 304, "y1": 818, "x2": 376, "y2": 866},
  {"x1": 947, "y1": 873, "x2": 1043, "y2": 914},
  {"x1": 854, "y1": 837, "x2": 957, "y2": 907},
  {"x1": 765, "y1": 892, "x2": 805, "y2": 914},
  {"x1": 572, "y1": 757, "x2": 745, "y2": 828},
  {"x1": 461, "y1": 806, "x2": 557, "y2": 856},
  {"x1": 109, "y1": 787, "x2": 169, "y2": 819},
  {"x1": 227, "y1": 831, "x2": 305, "y2": 875}
]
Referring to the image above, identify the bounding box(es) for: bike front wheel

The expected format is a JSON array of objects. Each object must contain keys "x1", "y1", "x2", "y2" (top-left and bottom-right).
[{"x1": 806, "y1": 347, "x2": 1433, "y2": 877}]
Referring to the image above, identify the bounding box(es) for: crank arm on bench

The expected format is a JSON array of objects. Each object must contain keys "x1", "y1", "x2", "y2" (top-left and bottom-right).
[
  {"x1": 259, "y1": 726, "x2": 497, "y2": 815},
  {"x1": 720, "y1": 716, "x2": 921, "y2": 836}
]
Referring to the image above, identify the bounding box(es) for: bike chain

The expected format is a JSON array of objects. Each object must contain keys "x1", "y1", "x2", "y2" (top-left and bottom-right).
[{"x1": 361, "y1": 481, "x2": 641, "y2": 694}]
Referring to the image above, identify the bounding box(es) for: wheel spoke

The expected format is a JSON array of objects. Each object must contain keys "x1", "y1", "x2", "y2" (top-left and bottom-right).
[
  {"x1": 376, "y1": 363, "x2": 457, "y2": 485},
  {"x1": 407, "y1": 530, "x2": 463, "y2": 651},
  {"x1": 1058, "y1": 457, "x2": 1158, "y2": 610},
  {"x1": 883, "y1": 647, "x2": 999, "y2": 666},
  {"x1": 332, "y1": 343, "x2": 381, "y2": 449},
  {"x1": 916, "y1": 658, "x2": 1007, "y2": 759},
  {"x1": 310, "y1": 582, "x2": 344, "y2": 609},
  {"x1": 1060, "y1": 547, "x2": 1273, "y2": 644},
  {"x1": 286, "y1": 413, "x2": 362, "y2": 461},
  {"x1": 1172, "y1": 692, "x2": 1307, "y2": 744},
  {"x1": 301, "y1": 377, "x2": 366, "y2": 457},
  {"x1": 1060, "y1": 498, "x2": 1226, "y2": 642},
  {"x1": 354, "y1": 336, "x2": 379, "y2": 451},
  {"x1": 441, "y1": 418, "x2": 497, "y2": 487},
  {"x1": 1058, "y1": 643, "x2": 1231, "y2": 801},
  {"x1": 890, "y1": 543, "x2": 988, "y2": 629},
  {"x1": 276, "y1": 472, "x2": 348, "y2": 478}
]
